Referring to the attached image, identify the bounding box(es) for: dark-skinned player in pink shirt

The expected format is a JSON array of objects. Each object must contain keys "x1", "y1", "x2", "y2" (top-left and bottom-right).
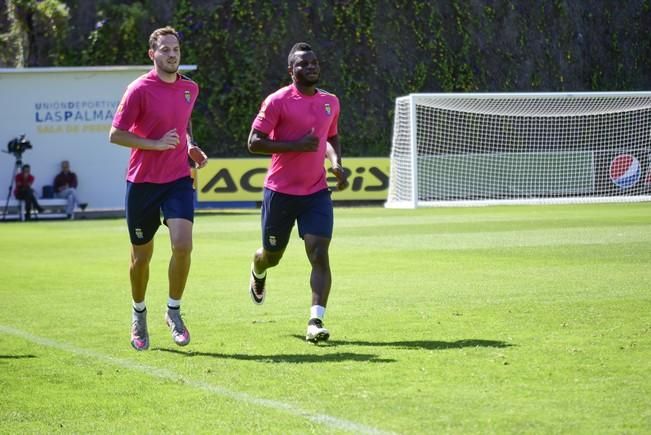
[
  {"x1": 248, "y1": 42, "x2": 348, "y2": 343},
  {"x1": 109, "y1": 26, "x2": 207, "y2": 351}
]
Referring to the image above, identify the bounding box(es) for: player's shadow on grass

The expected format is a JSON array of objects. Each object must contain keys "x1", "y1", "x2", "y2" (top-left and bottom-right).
[
  {"x1": 0, "y1": 354, "x2": 37, "y2": 359},
  {"x1": 289, "y1": 336, "x2": 514, "y2": 350},
  {"x1": 154, "y1": 348, "x2": 395, "y2": 363}
]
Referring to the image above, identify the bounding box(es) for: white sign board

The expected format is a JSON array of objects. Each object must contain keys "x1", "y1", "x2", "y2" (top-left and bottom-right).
[{"x1": 0, "y1": 65, "x2": 196, "y2": 210}]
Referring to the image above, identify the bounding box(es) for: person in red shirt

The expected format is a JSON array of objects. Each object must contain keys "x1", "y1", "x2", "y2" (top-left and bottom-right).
[
  {"x1": 14, "y1": 164, "x2": 43, "y2": 220},
  {"x1": 53, "y1": 160, "x2": 79, "y2": 219}
]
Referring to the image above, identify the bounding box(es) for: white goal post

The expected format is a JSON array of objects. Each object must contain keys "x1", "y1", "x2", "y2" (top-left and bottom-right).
[{"x1": 386, "y1": 92, "x2": 651, "y2": 208}]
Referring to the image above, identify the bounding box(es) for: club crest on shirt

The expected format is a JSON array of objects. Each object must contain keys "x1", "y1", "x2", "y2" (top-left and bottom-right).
[
  {"x1": 325, "y1": 103, "x2": 331, "y2": 115},
  {"x1": 184, "y1": 90, "x2": 191, "y2": 103}
]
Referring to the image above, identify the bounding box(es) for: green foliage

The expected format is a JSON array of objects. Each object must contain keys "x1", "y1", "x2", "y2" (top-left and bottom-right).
[
  {"x1": 3, "y1": 0, "x2": 69, "y2": 66},
  {"x1": 5, "y1": 1, "x2": 651, "y2": 156},
  {"x1": 329, "y1": 1, "x2": 383, "y2": 155},
  {"x1": 79, "y1": 1, "x2": 152, "y2": 65}
]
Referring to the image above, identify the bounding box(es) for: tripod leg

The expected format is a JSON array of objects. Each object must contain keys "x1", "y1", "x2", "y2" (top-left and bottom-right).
[{"x1": 3, "y1": 160, "x2": 22, "y2": 221}]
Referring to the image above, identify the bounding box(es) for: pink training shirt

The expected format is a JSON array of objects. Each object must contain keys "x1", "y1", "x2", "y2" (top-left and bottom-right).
[
  {"x1": 112, "y1": 69, "x2": 198, "y2": 184},
  {"x1": 252, "y1": 84, "x2": 340, "y2": 196}
]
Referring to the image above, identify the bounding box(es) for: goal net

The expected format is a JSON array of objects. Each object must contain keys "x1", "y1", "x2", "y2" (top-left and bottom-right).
[{"x1": 386, "y1": 92, "x2": 651, "y2": 208}]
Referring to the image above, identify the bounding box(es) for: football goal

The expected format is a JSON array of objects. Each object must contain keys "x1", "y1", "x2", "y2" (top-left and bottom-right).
[{"x1": 386, "y1": 92, "x2": 651, "y2": 208}]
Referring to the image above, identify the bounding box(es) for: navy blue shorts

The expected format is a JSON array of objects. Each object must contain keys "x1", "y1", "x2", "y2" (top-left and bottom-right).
[
  {"x1": 261, "y1": 188, "x2": 333, "y2": 252},
  {"x1": 125, "y1": 176, "x2": 194, "y2": 245}
]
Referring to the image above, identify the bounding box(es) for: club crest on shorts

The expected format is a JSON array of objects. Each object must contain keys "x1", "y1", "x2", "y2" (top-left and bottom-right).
[
  {"x1": 268, "y1": 235, "x2": 277, "y2": 247},
  {"x1": 135, "y1": 228, "x2": 144, "y2": 239},
  {"x1": 184, "y1": 90, "x2": 191, "y2": 103},
  {"x1": 325, "y1": 103, "x2": 331, "y2": 115}
]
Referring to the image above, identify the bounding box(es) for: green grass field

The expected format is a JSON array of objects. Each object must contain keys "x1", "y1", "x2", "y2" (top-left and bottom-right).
[{"x1": 1, "y1": 203, "x2": 650, "y2": 434}]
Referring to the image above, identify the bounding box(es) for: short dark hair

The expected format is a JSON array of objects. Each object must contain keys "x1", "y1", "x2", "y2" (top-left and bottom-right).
[
  {"x1": 288, "y1": 42, "x2": 313, "y2": 67},
  {"x1": 22, "y1": 164, "x2": 30, "y2": 170},
  {"x1": 149, "y1": 26, "x2": 180, "y2": 50}
]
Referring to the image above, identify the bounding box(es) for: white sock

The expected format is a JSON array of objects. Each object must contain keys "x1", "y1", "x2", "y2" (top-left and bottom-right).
[
  {"x1": 167, "y1": 297, "x2": 181, "y2": 309},
  {"x1": 310, "y1": 305, "x2": 326, "y2": 320},
  {"x1": 251, "y1": 263, "x2": 266, "y2": 279},
  {"x1": 133, "y1": 301, "x2": 146, "y2": 312}
]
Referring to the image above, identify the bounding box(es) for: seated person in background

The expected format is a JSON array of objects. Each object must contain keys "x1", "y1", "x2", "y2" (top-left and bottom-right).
[
  {"x1": 14, "y1": 164, "x2": 44, "y2": 220},
  {"x1": 53, "y1": 160, "x2": 79, "y2": 218}
]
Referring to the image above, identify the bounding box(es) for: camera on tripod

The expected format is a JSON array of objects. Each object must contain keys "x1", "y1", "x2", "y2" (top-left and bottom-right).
[
  {"x1": 3, "y1": 135, "x2": 35, "y2": 221},
  {"x1": 6, "y1": 135, "x2": 33, "y2": 158}
]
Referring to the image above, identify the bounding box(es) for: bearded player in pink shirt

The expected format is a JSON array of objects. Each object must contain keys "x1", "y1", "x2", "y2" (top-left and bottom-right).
[
  {"x1": 109, "y1": 27, "x2": 207, "y2": 351},
  {"x1": 248, "y1": 42, "x2": 348, "y2": 343}
]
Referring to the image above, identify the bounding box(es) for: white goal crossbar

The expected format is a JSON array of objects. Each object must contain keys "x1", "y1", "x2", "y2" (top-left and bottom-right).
[{"x1": 386, "y1": 92, "x2": 651, "y2": 208}]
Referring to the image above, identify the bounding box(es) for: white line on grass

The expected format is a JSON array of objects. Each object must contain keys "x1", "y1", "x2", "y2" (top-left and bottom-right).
[{"x1": 1, "y1": 324, "x2": 391, "y2": 435}]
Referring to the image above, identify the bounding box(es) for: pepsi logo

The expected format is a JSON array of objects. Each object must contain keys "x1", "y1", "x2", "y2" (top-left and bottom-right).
[{"x1": 609, "y1": 154, "x2": 641, "y2": 189}]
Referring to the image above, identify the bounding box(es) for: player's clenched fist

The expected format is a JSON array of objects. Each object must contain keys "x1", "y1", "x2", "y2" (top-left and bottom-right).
[
  {"x1": 188, "y1": 144, "x2": 208, "y2": 168},
  {"x1": 156, "y1": 128, "x2": 180, "y2": 150},
  {"x1": 295, "y1": 128, "x2": 318, "y2": 151}
]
